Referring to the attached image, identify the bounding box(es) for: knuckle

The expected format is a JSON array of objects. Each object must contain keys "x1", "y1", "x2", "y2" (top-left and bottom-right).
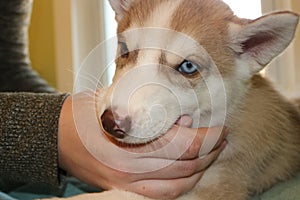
[
  {"x1": 177, "y1": 161, "x2": 197, "y2": 175},
  {"x1": 184, "y1": 142, "x2": 199, "y2": 158}
]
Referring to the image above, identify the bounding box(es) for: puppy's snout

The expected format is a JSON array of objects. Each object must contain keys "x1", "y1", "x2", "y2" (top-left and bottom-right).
[{"x1": 101, "y1": 109, "x2": 131, "y2": 139}]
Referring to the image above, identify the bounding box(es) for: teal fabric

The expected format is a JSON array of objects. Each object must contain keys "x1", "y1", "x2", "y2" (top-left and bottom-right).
[
  {"x1": 3, "y1": 184, "x2": 83, "y2": 200},
  {"x1": 0, "y1": 174, "x2": 299, "y2": 200},
  {"x1": 0, "y1": 178, "x2": 101, "y2": 200}
]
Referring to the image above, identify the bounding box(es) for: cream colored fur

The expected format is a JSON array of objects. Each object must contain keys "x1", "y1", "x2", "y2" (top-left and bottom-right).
[{"x1": 44, "y1": 0, "x2": 300, "y2": 199}]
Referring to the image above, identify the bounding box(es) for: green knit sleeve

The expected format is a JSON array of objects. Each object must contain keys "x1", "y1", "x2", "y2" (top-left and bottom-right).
[{"x1": 0, "y1": 93, "x2": 69, "y2": 187}]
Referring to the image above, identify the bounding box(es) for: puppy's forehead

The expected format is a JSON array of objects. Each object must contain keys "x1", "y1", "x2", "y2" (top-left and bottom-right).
[
  {"x1": 170, "y1": 0, "x2": 236, "y2": 68},
  {"x1": 120, "y1": 0, "x2": 234, "y2": 32},
  {"x1": 119, "y1": 0, "x2": 236, "y2": 70},
  {"x1": 139, "y1": 0, "x2": 183, "y2": 28},
  {"x1": 118, "y1": 0, "x2": 178, "y2": 31}
]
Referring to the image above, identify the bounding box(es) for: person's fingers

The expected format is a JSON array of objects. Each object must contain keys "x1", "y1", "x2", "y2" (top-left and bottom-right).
[
  {"x1": 127, "y1": 171, "x2": 204, "y2": 199},
  {"x1": 212, "y1": 127, "x2": 228, "y2": 150},
  {"x1": 120, "y1": 142, "x2": 226, "y2": 199},
  {"x1": 63, "y1": 140, "x2": 226, "y2": 196},
  {"x1": 196, "y1": 140, "x2": 227, "y2": 169},
  {"x1": 179, "y1": 126, "x2": 226, "y2": 160},
  {"x1": 130, "y1": 139, "x2": 227, "y2": 181},
  {"x1": 129, "y1": 159, "x2": 200, "y2": 180},
  {"x1": 123, "y1": 126, "x2": 226, "y2": 161},
  {"x1": 198, "y1": 126, "x2": 228, "y2": 158},
  {"x1": 123, "y1": 125, "x2": 200, "y2": 157}
]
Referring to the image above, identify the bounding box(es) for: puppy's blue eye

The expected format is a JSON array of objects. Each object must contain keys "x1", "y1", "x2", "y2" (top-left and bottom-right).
[{"x1": 177, "y1": 60, "x2": 199, "y2": 75}]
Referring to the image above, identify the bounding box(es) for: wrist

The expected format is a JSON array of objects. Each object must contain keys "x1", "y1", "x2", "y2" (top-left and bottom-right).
[{"x1": 58, "y1": 95, "x2": 75, "y2": 171}]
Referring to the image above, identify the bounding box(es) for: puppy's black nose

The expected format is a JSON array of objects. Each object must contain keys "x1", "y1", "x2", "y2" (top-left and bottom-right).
[{"x1": 101, "y1": 109, "x2": 131, "y2": 139}]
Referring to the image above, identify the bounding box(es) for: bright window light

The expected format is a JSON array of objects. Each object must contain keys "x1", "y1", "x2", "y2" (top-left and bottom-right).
[
  {"x1": 103, "y1": 0, "x2": 117, "y2": 39},
  {"x1": 222, "y1": 0, "x2": 262, "y2": 19}
]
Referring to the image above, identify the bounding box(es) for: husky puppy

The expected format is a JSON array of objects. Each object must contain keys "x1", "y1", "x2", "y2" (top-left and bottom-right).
[
  {"x1": 49, "y1": 0, "x2": 300, "y2": 200},
  {"x1": 96, "y1": 0, "x2": 300, "y2": 199}
]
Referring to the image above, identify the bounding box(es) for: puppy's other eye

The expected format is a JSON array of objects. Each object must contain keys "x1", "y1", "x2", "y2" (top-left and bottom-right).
[
  {"x1": 119, "y1": 42, "x2": 129, "y2": 58},
  {"x1": 177, "y1": 60, "x2": 199, "y2": 75}
]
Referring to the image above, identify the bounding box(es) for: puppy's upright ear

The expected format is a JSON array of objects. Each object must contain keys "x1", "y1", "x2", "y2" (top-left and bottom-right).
[
  {"x1": 229, "y1": 11, "x2": 299, "y2": 74},
  {"x1": 109, "y1": 0, "x2": 134, "y2": 21}
]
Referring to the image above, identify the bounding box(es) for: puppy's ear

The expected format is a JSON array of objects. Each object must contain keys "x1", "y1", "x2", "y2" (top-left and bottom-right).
[
  {"x1": 109, "y1": 0, "x2": 134, "y2": 21},
  {"x1": 229, "y1": 11, "x2": 299, "y2": 74}
]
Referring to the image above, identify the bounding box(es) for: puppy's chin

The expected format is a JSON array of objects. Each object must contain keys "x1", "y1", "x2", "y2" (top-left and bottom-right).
[
  {"x1": 114, "y1": 134, "x2": 162, "y2": 145},
  {"x1": 112, "y1": 117, "x2": 179, "y2": 145}
]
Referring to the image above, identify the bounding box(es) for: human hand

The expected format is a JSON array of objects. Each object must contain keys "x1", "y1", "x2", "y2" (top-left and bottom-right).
[{"x1": 58, "y1": 90, "x2": 227, "y2": 199}]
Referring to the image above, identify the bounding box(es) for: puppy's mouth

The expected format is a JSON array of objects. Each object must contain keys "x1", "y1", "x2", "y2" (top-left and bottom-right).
[{"x1": 100, "y1": 109, "x2": 184, "y2": 144}]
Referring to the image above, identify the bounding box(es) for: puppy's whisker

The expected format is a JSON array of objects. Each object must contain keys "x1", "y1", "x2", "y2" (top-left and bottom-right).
[{"x1": 77, "y1": 73, "x2": 102, "y2": 86}]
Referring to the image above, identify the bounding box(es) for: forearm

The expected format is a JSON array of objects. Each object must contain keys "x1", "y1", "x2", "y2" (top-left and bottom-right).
[{"x1": 0, "y1": 93, "x2": 69, "y2": 186}]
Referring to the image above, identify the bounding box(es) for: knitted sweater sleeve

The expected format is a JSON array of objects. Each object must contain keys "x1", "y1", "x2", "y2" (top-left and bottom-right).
[{"x1": 0, "y1": 92, "x2": 69, "y2": 186}]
